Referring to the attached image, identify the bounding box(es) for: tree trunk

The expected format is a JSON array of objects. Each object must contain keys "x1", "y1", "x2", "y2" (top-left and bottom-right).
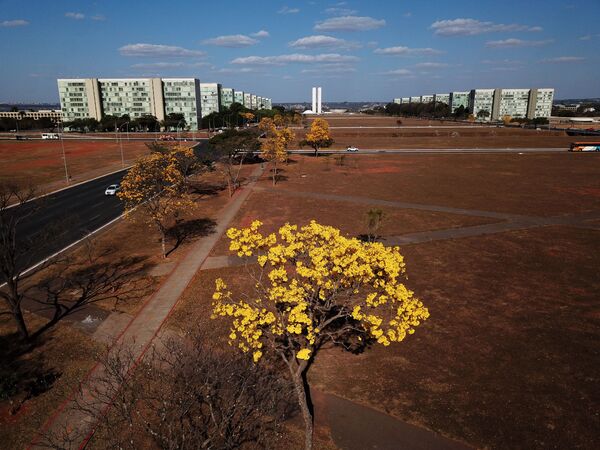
[
  {"x1": 293, "y1": 371, "x2": 313, "y2": 450},
  {"x1": 161, "y1": 232, "x2": 167, "y2": 258},
  {"x1": 12, "y1": 303, "x2": 29, "y2": 341},
  {"x1": 272, "y1": 161, "x2": 277, "y2": 186}
]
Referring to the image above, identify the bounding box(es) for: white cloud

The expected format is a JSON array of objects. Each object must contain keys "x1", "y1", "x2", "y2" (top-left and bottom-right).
[
  {"x1": 381, "y1": 69, "x2": 412, "y2": 76},
  {"x1": 1, "y1": 19, "x2": 29, "y2": 27},
  {"x1": 404, "y1": 12, "x2": 412, "y2": 18},
  {"x1": 579, "y1": 34, "x2": 592, "y2": 41},
  {"x1": 374, "y1": 46, "x2": 443, "y2": 56},
  {"x1": 202, "y1": 34, "x2": 258, "y2": 47},
  {"x1": 251, "y1": 30, "x2": 270, "y2": 38},
  {"x1": 314, "y1": 15, "x2": 385, "y2": 32},
  {"x1": 91, "y1": 14, "x2": 106, "y2": 21},
  {"x1": 119, "y1": 43, "x2": 206, "y2": 58},
  {"x1": 288, "y1": 35, "x2": 359, "y2": 49},
  {"x1": 414, "y1": 62, "x2": 448, "y2": 69},
  {"x1": 278, "y1": 6, "x2": 300, "y2": 14},
  {"x1": 65, "y1": 12, "x2": 85, "y2": 20},
  {"x1": 481, "y1": 59, "x2": 524, "y2": 65},
  {"x1": 215, "y1": 67, "x2": 260, "y2": 74},
  {"x1": 430, "y1": 18, "x2": 542, "y2": 36},
  {"x1": 231, "y1": 53, "x2": 360, "y2": 66},
  {"x1": 485, "y1": 38, "x2": 553, "y2": 48},
  {"x1": 301, "y1": 64, "x2": 356, "y2": 73},
  {"x1": 131, "y1": 62, "x2": 210, "y2": 70},
  {"x1": 541, "y1": 56, "x2": 585, "y2": 63},
  {"x1": 325, "y1": 7, "x2": 358, "y2": 15}
]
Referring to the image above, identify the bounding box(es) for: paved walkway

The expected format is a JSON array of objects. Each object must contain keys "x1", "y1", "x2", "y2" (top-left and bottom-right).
[
  {"x1": 30, "y1": 166, "x2": 263, "y2": 449},
  {"x1": 313, "y1": 390, "x2": 471, "y2": 450}
]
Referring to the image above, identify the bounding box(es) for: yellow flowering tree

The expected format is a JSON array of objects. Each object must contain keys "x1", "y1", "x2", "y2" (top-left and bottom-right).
[
  {"x1": 118, "y1": 148, "x2": 195, "y2": 258},
  {"x1": 211, "y1": 220, "x2": 429, "y2": 449},
  {"x1": 259, "y1": 118, "x2": 295, "y2": 185},
  {"x1": 303, "y1": 118, "x2": 333, "y2": 157}
]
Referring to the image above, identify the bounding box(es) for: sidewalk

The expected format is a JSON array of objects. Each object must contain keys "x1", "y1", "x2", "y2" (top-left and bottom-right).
[
  {"x1": 313, "y1": 390, "x2": 472, "y2": 450},
  {"x1": 30, "y1": 166, "x2": 263, "y2": 449}
]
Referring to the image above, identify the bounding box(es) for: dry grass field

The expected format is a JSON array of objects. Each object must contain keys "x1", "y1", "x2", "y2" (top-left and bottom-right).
[
  {"x1": 0, "y1": 140, "x2": 153, "y2": 190},
  {"x1": 296, "y1": 115, "x2": 600, "y2": 150},
  {"x1": 170, "y1": 151, "x2": 600, "y2": 449}
]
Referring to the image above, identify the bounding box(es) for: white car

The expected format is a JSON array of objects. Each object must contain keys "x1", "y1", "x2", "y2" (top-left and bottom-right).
[
  {"x1": 105, "y1": 184, "x2": 120, "y2": 196},
  {"x1": 346, "y1": 146, "x2": 359, "y2": 152}
]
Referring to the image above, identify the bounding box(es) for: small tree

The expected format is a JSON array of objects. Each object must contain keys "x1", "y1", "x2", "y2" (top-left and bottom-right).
[
  {"x1": 476, "y1": 109, "x2": 490, "y2": 121},
  {"x1": 303, "y1": 118, "x2": 333, "y2": 156},
  {"x1": 211, "y1": 221, "x2": 429, "y2": 449},
  {"x1": 259, "y1": 119, "x2": 295, "y2": 185},
  {"x1": 365, "y1": 208, "x2": 385, "y2": 242},
  {"x1": 118, "y1": 150, "x2": 194, "y2": 258},
  {"x1": 206, "y1": 129, "x2": 261, "y2": 196}
]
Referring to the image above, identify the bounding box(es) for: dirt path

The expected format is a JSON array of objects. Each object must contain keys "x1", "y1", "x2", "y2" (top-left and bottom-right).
[{"x1": 29, "y1": 166, "x2": 263, "y2": 449}]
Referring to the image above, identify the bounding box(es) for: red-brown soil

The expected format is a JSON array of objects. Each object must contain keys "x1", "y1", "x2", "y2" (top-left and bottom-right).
[{"x1": 170, "y1": 152, "x2": 600, "y2": 449}]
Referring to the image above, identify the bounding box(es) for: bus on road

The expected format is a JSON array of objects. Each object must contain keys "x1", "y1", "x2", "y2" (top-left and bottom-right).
[{"x1": 569, "y1": 142, "x2": 600, "y2": 152}]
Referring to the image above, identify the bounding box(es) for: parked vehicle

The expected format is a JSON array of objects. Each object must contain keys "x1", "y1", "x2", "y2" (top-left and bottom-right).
[
  {"x1": 15, "y1": 135, "x2": 30, "y2": 140},
  {"x1": 346, "y1": 146, "x2": 359, "y2": 152},
  {"x1": 105, "y1": 184, "x2": 120, "y2": 196},
  {"x1": 41, "y1": 133, "x2": 60, "y2": 140}
]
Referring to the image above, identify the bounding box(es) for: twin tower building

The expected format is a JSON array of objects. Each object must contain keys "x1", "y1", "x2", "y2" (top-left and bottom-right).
[{"x1": 57, "y1": 78, "x2": 272, "y2": 130}]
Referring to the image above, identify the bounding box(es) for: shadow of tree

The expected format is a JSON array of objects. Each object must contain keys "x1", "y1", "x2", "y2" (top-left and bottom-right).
[
  {"x1": 189, "y1": 182, "x2": 225, "y2": 198},
  {"x1": 0, "y1": 331, "x2": 61, "y2": 416},
  {"x1": 165, "y1": 218, "x2": 217, "y2": 257}
]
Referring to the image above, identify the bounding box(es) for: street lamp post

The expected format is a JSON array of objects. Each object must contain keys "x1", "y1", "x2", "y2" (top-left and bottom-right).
[{"x1": 58, "y1": 121, "x2": 69, "y2": 184}]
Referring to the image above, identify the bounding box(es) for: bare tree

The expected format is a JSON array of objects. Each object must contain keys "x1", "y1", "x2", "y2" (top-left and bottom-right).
[
  {"x1": 1, "y1": 183, "x2": 150, "y2": 342},
  {"x1": 0, "y1": 183, "x2": 45, "y2": 340},
  {"x1": 41, "y1": 331, "x2": 294, "y2": 449}
]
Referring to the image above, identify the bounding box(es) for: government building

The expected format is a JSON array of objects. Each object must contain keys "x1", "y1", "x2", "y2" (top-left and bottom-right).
[{"x1": 57, "y1": 78, "x2": 272, "y2": 130}]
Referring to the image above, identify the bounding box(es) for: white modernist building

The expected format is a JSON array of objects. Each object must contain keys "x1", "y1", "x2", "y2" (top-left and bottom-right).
[
  {"x1": 394, "y1": 87, "x2": 554, "y2": 120},
  {"x1": 57, "y1": 78, "x2": 271, "y2": 130}
]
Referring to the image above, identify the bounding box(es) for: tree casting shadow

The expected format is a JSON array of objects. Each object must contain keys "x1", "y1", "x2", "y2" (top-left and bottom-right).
[{"x1": 165, "y1": 218, "x2": 217, "y2": 257}]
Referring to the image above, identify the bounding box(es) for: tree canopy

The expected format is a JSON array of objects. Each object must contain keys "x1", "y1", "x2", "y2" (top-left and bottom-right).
[{"x1": 212, "y1": 220, "x2": 429, "y2": 449}]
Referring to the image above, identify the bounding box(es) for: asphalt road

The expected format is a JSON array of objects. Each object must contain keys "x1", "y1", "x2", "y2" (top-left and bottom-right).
[
  {"x1": 6, "y1": 170, "x2": 126, "y2": 281},
  {"x1": 3, "y1": 140, "x2": 208, "y2": 282},
  {"x1": 288, "y1": 147, "x2": 568, "y2": 154}
]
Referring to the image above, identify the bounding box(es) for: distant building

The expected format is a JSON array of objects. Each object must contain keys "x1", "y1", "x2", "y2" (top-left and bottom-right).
[
  {"x1": 449, "y1": 91, "x2": 470, "y2": 112},
  {"x1": 57, "y1": 78, "x2": 270, "y2": 130},
  {"x1": 263, "y1": 98, "x2": 272, "y2": 109},
  {"x1": 469, "y1": 89, "x2": 495, "y2": 121},
  {"x1": 162, "y1": 78, "x2": 201, "y2": 130},
  {"x1": 393, "y1": 98, "x2": 402, "y2": 104},
  {"x1": 395, "y1": 88, "x2": 554, "y2": 119},
  {"x1": 220, "y1": 87, "x2": 235, "y2": 109},
  {"x1": 256, "y1": 96, "x2": 263, "y2": 109},
  {"x1": 234, "y1": 90, "x2": 244, "y2": 105},
  {"x1": 528, "y1": 88, "x2": 554, "y2": 119},
  {"x1": 243, "y1": 93, "x2": 252, "y2": 109},
  {"x1": 401, "y1": 97, "x2": 410, "y2": 104},
  {"x1": 0, "y1": 109, "x2": 63, "y2": 121},
  {"x1": 199, "y1": 83, "x2": 221, "y2": 118},
  {"x1": 251, "y1": 94, "x2": 257, "y2": 109},
  {"x1": 434, "y1": 93, "x2": 450, "y2": 105}
]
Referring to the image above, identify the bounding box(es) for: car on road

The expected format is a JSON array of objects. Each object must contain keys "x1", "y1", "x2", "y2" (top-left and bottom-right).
[
  {"x1": 346, "y1": 146, "x2": 359, "y2": 152},
  {"x1": 105, "y1": 184, "x2": 120, "y2": 196}
]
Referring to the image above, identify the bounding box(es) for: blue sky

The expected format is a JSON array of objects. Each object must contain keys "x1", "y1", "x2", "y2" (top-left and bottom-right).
[{"x1": 1, "y1": 0, "x2": 599, "y2": 103}]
